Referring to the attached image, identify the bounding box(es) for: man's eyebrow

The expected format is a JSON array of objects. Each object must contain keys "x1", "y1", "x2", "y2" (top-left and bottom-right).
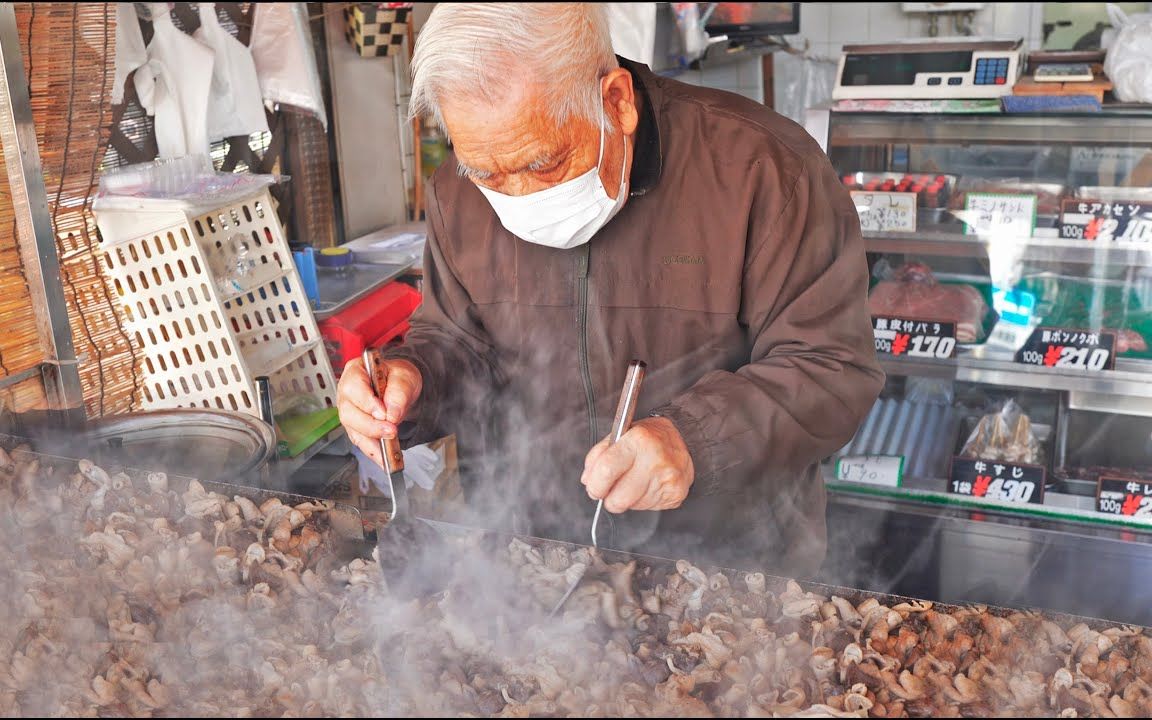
[
  {"x1": 523, "y1": 153, "x2": 559, "y2": 173},
  {"x1": 456, "y1": 151, "x2": 561, "y2": 181},
  {"x1": 456, "y1": 162, "x2": 493, "y2": 181}
]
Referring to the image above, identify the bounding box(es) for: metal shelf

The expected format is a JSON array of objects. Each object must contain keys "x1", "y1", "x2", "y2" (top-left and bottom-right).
[
  {"x1": 880, "y1": 349, "x2": 1152, "y2": 402},
  {"x1": 274, "y1": 425, "x2": 347, "y2": 479},
  {"x1": 864, "y1": 229, "x2": 1152, "y2": 267},
  {"x1": 247, "y1": 338, "x2": 322, "y2": 379},
  {"x1": 217, "y1": 264, "x2": 290, "y2": 304},
  {"x1": 828, "y1": 110, "x2": 1152, "y2": 146},
  {"x1": 824, "y1": 472, "x2": 1152, "y2": 532}
]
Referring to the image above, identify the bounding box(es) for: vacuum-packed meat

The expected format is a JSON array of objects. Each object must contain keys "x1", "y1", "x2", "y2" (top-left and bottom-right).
[{"x1": 869, "y1": 262, "x2": 990, "y2": 342}]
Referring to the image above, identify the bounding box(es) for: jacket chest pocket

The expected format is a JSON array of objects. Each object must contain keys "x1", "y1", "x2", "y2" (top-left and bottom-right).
[
  {"x1": 598, "y1": 257, "x2": 741, "y2": 315},
  {"x1": 464, "y1": 240, "x2": 576, "y2": 308}
]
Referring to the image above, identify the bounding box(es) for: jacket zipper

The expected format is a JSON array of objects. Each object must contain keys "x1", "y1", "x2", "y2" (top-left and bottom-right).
[{"x1": 576, "y1": 244, "x2": 596, "y2": 448}]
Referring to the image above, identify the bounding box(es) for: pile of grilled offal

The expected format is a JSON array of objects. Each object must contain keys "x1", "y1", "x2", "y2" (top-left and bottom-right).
[{"x1": 1, "y1": 442, "x2": 1149, "y2": 718}]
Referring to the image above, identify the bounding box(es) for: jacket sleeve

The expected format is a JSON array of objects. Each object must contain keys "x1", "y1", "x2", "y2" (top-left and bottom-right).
[
  {"x1": 652, "y1": 152, "x2": 885, "y2": 495},
  {"x1": 381, "y1": 180, "x2": 505, "y2": 445}
]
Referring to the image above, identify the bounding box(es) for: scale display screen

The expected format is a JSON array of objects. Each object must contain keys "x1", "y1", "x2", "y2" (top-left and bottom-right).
[{"x1": 841, "y1": 52, "x2": 974, "y2": 86}]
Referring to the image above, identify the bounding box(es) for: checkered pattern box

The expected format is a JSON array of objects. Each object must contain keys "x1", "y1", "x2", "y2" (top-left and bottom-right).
[{"x1": 344, "y1": 3, "x2": 412, "y2": 58}]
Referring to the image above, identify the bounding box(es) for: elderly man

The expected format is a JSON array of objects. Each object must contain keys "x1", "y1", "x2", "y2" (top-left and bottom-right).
[{"x1": 338, "y1": 3, "x2": 883, "y2": 576}]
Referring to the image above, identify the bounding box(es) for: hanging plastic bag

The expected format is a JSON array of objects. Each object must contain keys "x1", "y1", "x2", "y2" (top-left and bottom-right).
[
  {"x1": 1104, "y1": 3, "x2": 1152, "y2": 103},
  {"x1": 112, "y1": 2, "x2": 147, "y2": 105},
  {"x1": 248, "y1": 2, "x2": 328, "y2": 129},
  {"x1": 960, "y1": 399, "x2": 1042, "y2": 464},
  {"x1": 670, "y1": 3, "x2": 709, "y2": 64},
  {"x1": 605, "y1": 3, "x2": 657, "y2": 67},
  {"x1": 194, "y1": 2, "x2": 270, "y2": 140},
  {"x1": 130, "y1": 3, "x2": 216, "y2": 158}
]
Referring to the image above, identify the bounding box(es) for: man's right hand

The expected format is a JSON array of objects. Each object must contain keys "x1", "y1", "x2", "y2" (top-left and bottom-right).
[{"x1": 337, "y1": 356, "x2": 423, "y2": 467}]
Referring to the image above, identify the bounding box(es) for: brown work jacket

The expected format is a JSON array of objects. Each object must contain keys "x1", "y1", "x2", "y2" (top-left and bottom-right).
[{"x1": 384, "y1": 57, "x2": 884, "y2": 579}]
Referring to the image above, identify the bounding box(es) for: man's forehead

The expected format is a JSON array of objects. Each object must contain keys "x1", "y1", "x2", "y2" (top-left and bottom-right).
[{"x1": 441, "y1": 87, "x2": 591, "y2": 174}]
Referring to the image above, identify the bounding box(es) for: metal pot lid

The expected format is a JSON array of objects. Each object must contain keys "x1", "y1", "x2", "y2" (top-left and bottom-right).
[{"x1": 83, "y1": 409, "x2": 276, "y2": 483}]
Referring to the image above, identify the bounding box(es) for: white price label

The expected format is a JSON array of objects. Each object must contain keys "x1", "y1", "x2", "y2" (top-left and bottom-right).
[
  {"x1": 836, "y1": 455, "x2": 903, "y2": 487},
  {"x1": 851, "y1": 191, "x2": 917, "y2": 233},
  {"x1": 962, "y1": 193, "x2": 1037, "y2": 239}
]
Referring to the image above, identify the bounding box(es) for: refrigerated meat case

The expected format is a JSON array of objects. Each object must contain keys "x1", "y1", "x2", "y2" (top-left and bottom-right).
[{"x1": 805, "y1": 106, "x2": 1152, "y2": 626}]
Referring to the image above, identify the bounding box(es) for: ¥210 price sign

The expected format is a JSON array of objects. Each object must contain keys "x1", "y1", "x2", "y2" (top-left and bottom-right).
[
  {"x1": 1014, "y1": 327, "x2": 1116, "y2": 371},
  {"x1": 1060, "y1": 200, "x2": 1152, "y2": 243},
  {"x1": 1097, "y1": 477, "x2": 1152, "y2": 518},
  {"x1": 872, "y1": 316, "x2": 957, "y2": 359},
  {"x1": 948, "y1": 457, "x2": 1046, "y2": 505}
]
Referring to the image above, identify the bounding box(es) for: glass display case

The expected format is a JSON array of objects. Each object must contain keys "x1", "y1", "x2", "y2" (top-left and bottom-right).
[{"x1": 806, "y1": 106, "x2": 1152, "y2": 530}]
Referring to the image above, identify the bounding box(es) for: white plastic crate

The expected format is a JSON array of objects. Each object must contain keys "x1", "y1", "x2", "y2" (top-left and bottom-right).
[{"x1": 94, "y1": 189, "x2": 337, "y2": 419}]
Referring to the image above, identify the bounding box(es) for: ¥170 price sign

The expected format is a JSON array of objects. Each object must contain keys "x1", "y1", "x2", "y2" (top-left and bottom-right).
[
  {"x1": 1097, "y1": 477, "x2": 1152, "y2": 518},
  {"x1": 948, "y1": 457, "x2": 1046, "y2": 505},
  {"x1": 1014, "y1": 327, "x2": 1116, "y2": 371},
  {"x1": 872, "y1": 316, "x2": 957, "y2": 359}
]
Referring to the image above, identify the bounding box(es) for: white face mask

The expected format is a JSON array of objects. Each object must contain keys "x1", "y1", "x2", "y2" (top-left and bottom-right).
[{"x1": 476, "y1": 107, "x2": 628, "y2": 249}]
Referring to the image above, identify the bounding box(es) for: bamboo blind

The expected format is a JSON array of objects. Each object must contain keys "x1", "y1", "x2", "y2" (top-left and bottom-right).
[
  {"x1": 0, "y1": 135, "x2": 48, "y2": 413},
  {"x1": 6, "y1": 3, "x2": 141, "y2": 418},
  {"x1": 1, "y1": 2, "x2": 339, "y2": 418}
]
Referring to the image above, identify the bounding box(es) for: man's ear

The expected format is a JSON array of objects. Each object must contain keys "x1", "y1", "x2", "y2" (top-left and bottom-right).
[{"x1": 602, "y1": 67, "x2": 639, "y2": 135}]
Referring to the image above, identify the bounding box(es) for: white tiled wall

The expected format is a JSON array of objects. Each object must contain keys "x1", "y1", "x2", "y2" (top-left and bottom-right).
[
  {"x1": 795, "y1": 2, "x2": 1045, "y2": 60},
  {"x1": 675, "y1": 58, "x2": 765, "y2": 104},
  {"x1": 673, "y1": 3, "x2": 1054, "y2": 119}
]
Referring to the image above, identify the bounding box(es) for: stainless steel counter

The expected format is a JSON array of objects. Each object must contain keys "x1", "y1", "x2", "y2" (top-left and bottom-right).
[
  {"x1": 314, "y1": 261, "x2": 415, "y2": 320},
  {"x1": 820, "y1": 489, "x2": 1152, "y2": 627}
]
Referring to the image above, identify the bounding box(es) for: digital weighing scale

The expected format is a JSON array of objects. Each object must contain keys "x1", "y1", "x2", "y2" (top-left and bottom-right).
[{"x1": 832, "y1": 38, "x2": 1023, "y2": 100}]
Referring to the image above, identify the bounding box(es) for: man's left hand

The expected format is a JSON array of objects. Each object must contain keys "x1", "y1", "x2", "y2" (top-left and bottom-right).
[{"x1": 580, "y1": 416, "x2": 694, "y2": 513}]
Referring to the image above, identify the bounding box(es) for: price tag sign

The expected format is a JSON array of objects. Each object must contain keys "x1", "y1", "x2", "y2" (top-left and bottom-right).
[
  {"x1": 962, "y1": 193, "x2": 1037, "y2": 239},
  {"x1": 948, "y1": 457, "x2": 1045, "y2": 505},
  {"x1": 872, "y1": 316, "x2": 957, "y2": 359},
  {"x1": 851, "y1": 191, "x2": 918, "y2": 232},
  {"x1": 835, "y1": 455, "x2": 904, "y2": 487},
  {"x1": 1097, "y1": 477, "x2": 1152, "y2": 518},
  {"x1": 1013, "y1": 327, "x2": 1116, "y2": 371},
  {"x1": 1059, "y1": 199, "x2": 1152, "y2": 243}
]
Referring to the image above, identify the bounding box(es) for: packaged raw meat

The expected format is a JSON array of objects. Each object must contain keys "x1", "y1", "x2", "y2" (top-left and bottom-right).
[
  {"x1": 960, "y1": 399, "x2": 1042, "y2": 464},
  {"x1": 868, "y1": 262, "x2": 990, "y2": 342},
  {"x1": 1016, "y1": 275, "x2": 1152, "y2": 357}
]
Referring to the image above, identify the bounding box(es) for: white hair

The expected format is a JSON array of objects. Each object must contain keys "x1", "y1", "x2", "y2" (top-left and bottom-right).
[{"x1": 409, "y1": 3, "x2": 619, "y2": 135}]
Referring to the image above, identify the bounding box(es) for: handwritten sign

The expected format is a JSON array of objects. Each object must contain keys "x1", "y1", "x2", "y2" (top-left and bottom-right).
[
  {"x1": 1059, "y1": 199, "x2": 1152, "y2": 243},
  {"x1": 836, "y1": 455, "x2": 903, "y2": 487},
  {"x1": 1071, "y1": 146, "x2": 1146, "y2": 173},
  {"x1": 963, "y1": 193, "x2": 1037, "y2": 239},
  {"x1": 851, "y1": 191, "x2": 917, "y2": 233}
]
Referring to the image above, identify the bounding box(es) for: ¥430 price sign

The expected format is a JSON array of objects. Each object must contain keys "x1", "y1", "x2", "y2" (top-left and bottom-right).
[
  {"x1": 872, "y1": 316, "x2": 957, "y2": 359},
  {"x1": 1097, "y1": 477, "x2": 1152, "y2": 518},
  {"x1": 1014, "y1": 327, "x2": 1116, "y2": 371},
  {"x1": 948, "y1": 457, "x2": 1046, "y2": 505}
]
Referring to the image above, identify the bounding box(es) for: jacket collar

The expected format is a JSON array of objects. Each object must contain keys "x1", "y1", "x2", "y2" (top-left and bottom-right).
[{"x1": 618, "y1": 55, "x2": 663, "y2": 198}]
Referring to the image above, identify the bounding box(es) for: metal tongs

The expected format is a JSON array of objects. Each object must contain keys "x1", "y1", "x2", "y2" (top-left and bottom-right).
[
  {"x1": 361, "y1": 348, "x2": 410, "y2": 527},
  {"x1": 549, "y1": 359, "x2": 646, "y2": 617},
  {"x1": 360, "y1": 348, "x2": 454, "y2": 596}
]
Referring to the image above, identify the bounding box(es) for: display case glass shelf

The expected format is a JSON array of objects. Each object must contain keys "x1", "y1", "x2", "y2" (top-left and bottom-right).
[{"x1": 809, "y1": 105, "x2": 1152, "y2": 527}]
